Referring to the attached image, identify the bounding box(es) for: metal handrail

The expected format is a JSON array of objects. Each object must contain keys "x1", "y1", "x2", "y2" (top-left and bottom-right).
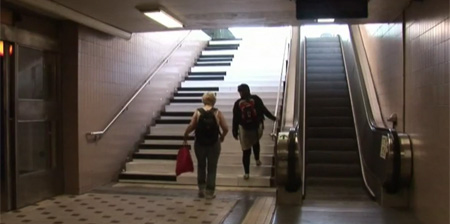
[
  {"x1": 271, "y1": 27, "x2": 292, "y2": 138},
  {"x1": 86, "y1": 31, "x2": 192, "y2": 141},
  {"x1": 301, "y1": 36, "x2": 307, "y2": 197},
  {"x1": 338, "y1": 34, "x2": 376, "y2": 197}
]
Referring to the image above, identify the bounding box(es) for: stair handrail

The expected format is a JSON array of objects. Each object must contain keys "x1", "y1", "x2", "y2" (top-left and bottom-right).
[
  {"x1": 86, "y1": 31, "x2": 192, "y2": 142},
  {"x1": 272, "y1": 27, "x2": 292, "y2": 138}
]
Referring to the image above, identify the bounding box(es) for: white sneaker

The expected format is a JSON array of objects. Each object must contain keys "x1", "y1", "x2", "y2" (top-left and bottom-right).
[{"x1": 205, "y1": 194, "x2": 216, "y2": 199}]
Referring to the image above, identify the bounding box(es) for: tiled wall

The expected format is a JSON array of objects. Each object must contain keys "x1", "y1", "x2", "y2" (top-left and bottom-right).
[
  {"x1": 361, "y1": 0, "x2": 449, "y2": 223},
  {"x1": 359, "y1": 22, "x2": 404, "y2": 131},
  {"x1": 68, "y1": 26, "x2": 206, "y2": 193}
]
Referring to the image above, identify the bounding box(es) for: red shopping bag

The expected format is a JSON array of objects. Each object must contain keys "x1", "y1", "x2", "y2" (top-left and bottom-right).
[{"x1": 175, "y1": 145, "x2": 194, "y2": 176}]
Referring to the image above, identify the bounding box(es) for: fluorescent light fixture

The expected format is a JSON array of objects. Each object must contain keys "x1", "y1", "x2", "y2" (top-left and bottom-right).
[
  {"x1": 143, "y1": 10, "x2": 183, "y2": 28},
  {"x1": 317, "y1": 18, "x2": 335, "y2": 23}
]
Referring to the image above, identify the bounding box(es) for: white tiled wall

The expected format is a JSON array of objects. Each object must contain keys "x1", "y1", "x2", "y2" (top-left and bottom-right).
[{"x1": 361, "y1": 0, "x2": 449, "y2": 223}]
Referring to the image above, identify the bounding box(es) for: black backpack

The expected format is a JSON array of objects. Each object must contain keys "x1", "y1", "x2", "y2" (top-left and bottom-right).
[
  {"x1": 195, "y1": 108, "x2": 219, "y2": 146},
  {"x1": 239, "y1": 98, "x2": 258, "y2": 129}
]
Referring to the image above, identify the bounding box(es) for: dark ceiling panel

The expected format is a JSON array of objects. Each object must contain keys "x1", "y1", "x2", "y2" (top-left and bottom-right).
[{"x1": 296, "y1": 0, "x2": 368, "y2": 19}]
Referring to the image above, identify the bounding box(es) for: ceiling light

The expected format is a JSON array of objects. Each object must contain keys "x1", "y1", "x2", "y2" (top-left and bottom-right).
[
  {"x1": 317, "y1": 18, "x2": 335, "y2": 23},
  {"x1": 143, "y1": 10, "x2": 183, "y2": 28}
]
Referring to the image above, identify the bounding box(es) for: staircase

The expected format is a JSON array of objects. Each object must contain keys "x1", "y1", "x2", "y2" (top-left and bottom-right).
[
  {"x1": 119, "y1": 34, "x2": 286, "y2": 187},
  {"x1": 304, "y1": 37, "x2": 363, "y2": 190}
]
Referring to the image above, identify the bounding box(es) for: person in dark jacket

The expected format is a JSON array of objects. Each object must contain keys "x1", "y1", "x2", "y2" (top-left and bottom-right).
[{"x1": 232, "y1": 84, "x2": 276, "y2": 180}]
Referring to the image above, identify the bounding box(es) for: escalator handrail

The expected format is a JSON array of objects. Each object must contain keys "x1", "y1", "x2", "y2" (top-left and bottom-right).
[{"x1": 338, "y1": 33, "x2": 404, "y2": 195}]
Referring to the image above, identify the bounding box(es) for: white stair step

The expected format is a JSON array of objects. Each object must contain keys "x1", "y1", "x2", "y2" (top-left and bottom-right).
[
  {"x1": 164, "y1": 105, "x2": 276, "y2": 112},
  {"x1": 133, "y1": 151, "x2": 273, "y2": 165},
  {"x1": 125, "y1": 161, "x2": 272, "y2": 176},
  {"x1": 181, "y1": 81, "x2": 279, "y2": 88}
]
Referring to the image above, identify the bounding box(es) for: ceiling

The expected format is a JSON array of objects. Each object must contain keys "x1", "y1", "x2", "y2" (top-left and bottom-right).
[{"x1": 44, "y1": 0, "x2": 410, "y2": 32}]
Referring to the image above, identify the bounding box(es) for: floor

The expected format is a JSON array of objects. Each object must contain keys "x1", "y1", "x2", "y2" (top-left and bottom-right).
[{"x1": 0, "y1": 183, "x2": 422, "y2": 224}]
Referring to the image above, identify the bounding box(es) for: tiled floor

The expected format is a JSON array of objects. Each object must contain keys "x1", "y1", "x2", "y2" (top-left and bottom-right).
[
  {"x1": 0, "y1": 184, "x2": 422, "y2": 224},
  {"x1": 0, "y1": 193, "x2": 237, "y2": 224}
]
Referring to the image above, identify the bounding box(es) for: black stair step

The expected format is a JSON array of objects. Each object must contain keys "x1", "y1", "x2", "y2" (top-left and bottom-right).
[
  {"x1": 133, "y1": 153, "x2": 177, "y2": 160},
  {"x1": 306, "y1": 107, "x2": 352, "y2": 117},
  {"x1": 155, "y1": 119, "x2": 190, "y2": 124},
  {"x1": 197, "y1": 57, "x2": 233, "y2": 62},
  {"x1": 306, "y1": 81, "x2": 348, "y2": 90},
  {"x1": 306, "y1": 117, "x2": 354, "y2": 127},
  {"x1": 185, "y1": 76, "x2": 224, "y2": 81},
  {"x1": 307, "y1": 48, "x2": 341, "y2": 54},
  {"x1": 307, "y1": 97, "x2": 350, "y2": 107},
  {"x1": 160, "y1": 111, "x2": 194, "y2": 116},
  {"x1": 170, "y1": 99, "x2": 202, "y2": 103},
  {"x1": 174, "y1": 92, "x2": 203, "y2": 97},
  {"x1": 210, "y1": 38, "x2": 242, "y2": 41},
  {"x1": 139, "y1": 144, "x2": 190, "y2": 150},
  {"x1": 199, "y1": 55, "x2": 234, "y2": 58},
  {"x1": 145, "y1": 135, "x2": 194, "y2": 140},
  {"x1": 307, "y1": 66, "x2": 345, "y2": 73},
  {"x1": 307, "y1": 59, "x2": 343, "y2": 66},
  {"x1": 194, "y1": 62, "x2": 231, "y2": 66},
  {"x1": 205, "y1": 45, "x2": 239, "y2": 50},
  {"x1": 306, "y1": 163, "x2": 361, "y2": 178},
  {"x1": 306, "y1": 150, "x2": 359, "y2": 164},
  {"x1": 188, "y1": 71, "x2": 226, "y2": 76},
  {"x1": 119, "y1": 173, "x2": 176, "y2": 182},
  {"x1": 307, "y1": 53, "x2": 342, "y2": 60},
  {"x1": 306, "y1": 42, "x2": 340, "y2": 48},
  {"x1": 307, "y1": 73, "x2": 346, "y2": 81},
  {"x1": 177, "y1": 87, "x2": 219, "y2": 91},
  {"x1": 306, "y1": 138, "x2": 357, "y2": 151},
  {"x1": 306, "y1": 177, "x2": 363, "y2": 187},
  {"x1": 307, "y1": 89, "x2": 349, "y2": 97},
  {"x1": 306, "y1": 127, "x2": 356, "y2": 138}
]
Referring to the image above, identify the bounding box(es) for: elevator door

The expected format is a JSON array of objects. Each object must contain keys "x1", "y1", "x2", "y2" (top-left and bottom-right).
[{"x1": 1, "y1": 42, "x2": 62, "y2": 209}]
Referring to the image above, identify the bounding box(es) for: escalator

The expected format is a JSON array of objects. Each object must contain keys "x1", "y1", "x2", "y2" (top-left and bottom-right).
[
  {"x1": 275, "y1": 26, "x2": 413, "y2": 206},
  {"x1": 303, "y1": 36, "x2": 367, "y2": 199}
]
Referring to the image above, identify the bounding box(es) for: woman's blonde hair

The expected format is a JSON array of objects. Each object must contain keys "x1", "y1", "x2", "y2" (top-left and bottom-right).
[{"x1": 202, "y1": 92, "x2": 216, "y2": 106}]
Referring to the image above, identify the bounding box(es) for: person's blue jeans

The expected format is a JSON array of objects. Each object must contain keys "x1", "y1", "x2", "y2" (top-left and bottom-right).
[{"x1": 194, "y1": 141, "x2": 221, "y2": 195}]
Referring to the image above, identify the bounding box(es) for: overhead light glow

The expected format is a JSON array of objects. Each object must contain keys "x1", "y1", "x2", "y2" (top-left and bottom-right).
[
  {"x1": 317, "y1": 18, "x2": 335, "y2": 23},
  {"x1": 143, "y1": 10, "x2": 183, "y2": 28}
]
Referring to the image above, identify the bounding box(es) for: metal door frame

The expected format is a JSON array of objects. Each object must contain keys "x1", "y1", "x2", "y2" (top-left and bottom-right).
[{"x1": 1, "y1": 26, "x2": 62, "y2": 210}]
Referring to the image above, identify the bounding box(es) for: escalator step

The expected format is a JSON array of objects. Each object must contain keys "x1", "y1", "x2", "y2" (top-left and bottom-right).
[
  {"x1": 307, "y1": 97, "x2": 351, "y2": 107},
  {"x1": 306, "y1": 127, "x2": 356, "y2": 138},
  {"x1": 306, "y1": 81, "x2": 348, "y2": 90},
  {"x1": 307, "y1": 89, "x2": 349, "y2": 97},
  {"x1": 307, "y1": 73, "x2": 346, "y2": 81},
  {"x1": 307, "y1": 59, "x2": 343, "y2": 66},
  {"x1": 306, "y1": 177, "x2": 362, "y2": 187},
  {"x1": 306, "y1": 107, "x2": 352, "y2": 116},
  {"x1": 307, "y1": 48, "x2": 341, "y2": 54},
  {"x1": 306, "y1": 163, "x2": 361, "y2": 178},
  {"x1": 306, "y1": 117, "x2": 354, "y2": 127},
  {"x1": 306, "y1": 138, "x2": 357, "y2": 151},
  {"x1": 306, "y1": 37, "x2": 339, "y2": 42},
  {"x1": 306, "y1": 150, "x2": 359, "y2": 164},
  {"x1": 306, "y1": 42, "x2": 340, "y2": 48},
  {"x1": 307, "y1": 66, "x2": 345, "y2": 73},
  {"x1": 307, "y1": 53, "x2": 342, "y2": 60}
]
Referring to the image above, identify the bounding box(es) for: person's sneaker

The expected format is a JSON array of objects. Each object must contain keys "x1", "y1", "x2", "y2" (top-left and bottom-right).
[
  {"x1": 198, "y1": 190, "x2": 205, "y2": 198},
  {"x1": 256, "y1": 160, "x2": 262, "y2": 166},
  {"x1": 205, "y1": 194, "x2": 216, "y2": 199},
  {"x1": 243, "y1": 174, "x2": 249, "y2": 180}
]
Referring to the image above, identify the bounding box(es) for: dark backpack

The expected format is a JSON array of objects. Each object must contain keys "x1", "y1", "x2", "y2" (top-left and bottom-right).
[
  {"x1": 239, "y1": 98, "x2": 258, "y2": 129},
  {"x1": 195, "y1": 108, "x2": 219, "y2": 146}
]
